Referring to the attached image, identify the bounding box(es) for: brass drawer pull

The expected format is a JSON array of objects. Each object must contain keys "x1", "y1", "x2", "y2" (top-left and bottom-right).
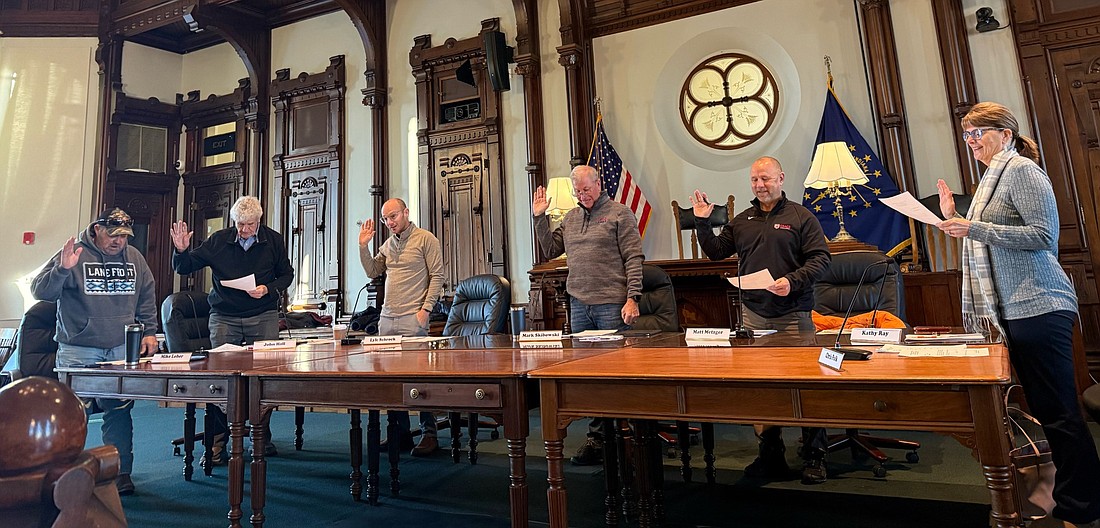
[
  {"x1": 409, "y1": 388, "x2": 420, "y2": 399},
  {"x1": 873, "y1": 400, "x2": 888, "y2": 412},
  {"x1": 474, "y1": 388, "x2": 486, "y2": 400},
  {"x1": 173, "y1": 384, "x2": 185, "y2": 394},
  {"x1": 209, "y1": 384, "x2": 220, "y2": 394}
]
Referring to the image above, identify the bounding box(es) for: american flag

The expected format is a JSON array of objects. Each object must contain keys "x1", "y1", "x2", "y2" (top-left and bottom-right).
[{"x1": 588, "y1": 116, "x2": 652, "y2": 237}]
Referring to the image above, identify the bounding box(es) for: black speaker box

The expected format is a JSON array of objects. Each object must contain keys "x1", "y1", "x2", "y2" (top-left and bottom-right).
[{"x1": 482, "y1": 30, "x2": 514, "y2": 92}]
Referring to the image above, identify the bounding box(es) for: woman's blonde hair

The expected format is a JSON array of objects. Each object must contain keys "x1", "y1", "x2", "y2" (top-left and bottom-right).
[{"x1": 962, "y1": 102, "x2": 1040, "y2": 162}]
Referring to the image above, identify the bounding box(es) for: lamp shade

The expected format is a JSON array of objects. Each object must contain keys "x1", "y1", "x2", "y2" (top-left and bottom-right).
[
  {"x1": 546, "y1": 177, "x2": 577, "y2": 217},
  {"x1": 804, "y1": 141, "x2": 869, "y2": 189}
]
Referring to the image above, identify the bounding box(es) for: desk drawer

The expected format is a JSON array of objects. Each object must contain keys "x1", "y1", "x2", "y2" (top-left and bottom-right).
[
  {"x1": 800, "y1": 389, "x2": 972, "y2": 423},
  {"x1": 167, "y1": 378, "x2": 230, "y2": 399},
  {"x1": 402, "y1": 383, "x2": 501, "y2": 409}
]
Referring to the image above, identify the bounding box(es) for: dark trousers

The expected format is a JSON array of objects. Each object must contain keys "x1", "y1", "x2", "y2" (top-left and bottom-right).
[{"x1": 1003, "y1": 311, "x2": 1100, "y2": 524}]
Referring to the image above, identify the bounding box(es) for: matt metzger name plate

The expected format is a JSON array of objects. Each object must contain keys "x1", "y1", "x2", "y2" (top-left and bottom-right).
[{"x1": 686, "y1": 328, "x2": 731, "y2": 340}]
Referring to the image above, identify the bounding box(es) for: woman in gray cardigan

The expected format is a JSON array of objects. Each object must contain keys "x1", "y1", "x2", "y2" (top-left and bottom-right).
[{"x1": 937, "y1": 102, "x2": 1100, "y2": 528}]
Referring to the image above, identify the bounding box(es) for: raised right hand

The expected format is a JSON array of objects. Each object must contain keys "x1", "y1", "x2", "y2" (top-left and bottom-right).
[
  {"x1": 690, "y1": 189, "x2": 715, "y2": 218},
  {"x1": 60, "y1": 236, "x2": 82, "y2": 270},
  {"x1": 532, "y1": 186, "x2": 550, "y2": 217},
  {"x1": 358, "y1": 219, "x2": 375, "y2": 247},
  {"x1": 170, "y1": 220, "x2": 193, "y2": 252},
  {"x1": 936, "y1": 179, "x2": 957, "y2": 219}
]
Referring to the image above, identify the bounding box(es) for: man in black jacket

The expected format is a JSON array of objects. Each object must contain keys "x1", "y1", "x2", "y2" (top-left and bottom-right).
[
  {"x1": 171, "y1": 196, "x2": 294, "y2": 459},
  {"x1": 691, "y1": 156, "x2": 832, "y2": 484}
]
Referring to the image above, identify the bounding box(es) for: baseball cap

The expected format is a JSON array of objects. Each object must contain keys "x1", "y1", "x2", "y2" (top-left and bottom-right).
[{"x1": 95, "y1": 208, "x2": 135, "y2": 237}]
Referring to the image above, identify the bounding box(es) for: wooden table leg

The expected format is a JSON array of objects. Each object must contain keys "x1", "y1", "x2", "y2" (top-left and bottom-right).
[
  {"x1": 542, "y1": 381, "x2": 568, "y2": 528},
  {"x1": 294, "y1": 406, "x2": 305, "y2": 451},
  {"x1": 702, "y1": 423, "x2": 716, "y2": 484},
  {"x1": 247, "y1": 404, "x2": 269, "y2": 528},
  {"x1": 676, "y1": 421, "x2": 692, "y2": 483},
  {"x1": 971, "y1": 385, "x2": 1023, "y2": 528},
  {"x1": 229, "y1": 377, "x2": 246, "y2": 528},
  {"x1": 504, "y1": 379, "x2": 529, "y2": 528},
  {"x1": 469, "y1": 412, "x2": 480, "y2": 465},
  {"x1": 632, "y1": 420, "x2": 655, "y2": 528},
  {"x1": 601, "y1": 420, "x2": 622, "y2": 528},
  {"x1": 449, "y1": 411, "x2": 462, "y2": 463},
  {"x1": 349, "y1": 409, "x2": 363, "y2": 501},
  {"x1": 386, "y1": 410, "x2": 401, "y2": 496},
  {"x1": 366, "y1": 410, "x2": 381, "y2": 505},
  {"x1": 203, "y1": 408, "x2": 215, "y2": 477}
]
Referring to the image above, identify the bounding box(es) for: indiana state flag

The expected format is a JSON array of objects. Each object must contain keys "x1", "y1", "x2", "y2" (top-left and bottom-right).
[
  {"x1": 589, "y1": 114, "x2": 653, "y2": 237},
  {"x1": 803, "y1": 82, "x2": 911, "y2": 256}
]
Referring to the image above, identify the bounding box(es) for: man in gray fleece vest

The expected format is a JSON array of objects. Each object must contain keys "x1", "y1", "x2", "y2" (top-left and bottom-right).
[
  {"x1": 359, "y1": 197, "x2": 444, "y2": 456},
  {"x1": 31, "y1": 207, "x2": 159, "y2": 496},
  {"x1": 532, "y1": 164, "x2": 645, "y2": 465}
]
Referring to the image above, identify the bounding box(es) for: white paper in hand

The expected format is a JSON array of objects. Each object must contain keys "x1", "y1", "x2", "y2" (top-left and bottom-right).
[
  {"x1": 220, "y1": 274, "x2": 257, "y2": 292},
  {"x1": 879, "y1": 192, "x2": 943, "y2": 225},
  {"x1": 726, "y1": 268, "x2": 776, "y2": 290}
]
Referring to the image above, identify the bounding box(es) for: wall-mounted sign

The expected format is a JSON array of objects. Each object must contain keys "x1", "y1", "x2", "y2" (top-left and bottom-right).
[{"x1": 203, "y1": 132, "x2": 236, "y2": 156}]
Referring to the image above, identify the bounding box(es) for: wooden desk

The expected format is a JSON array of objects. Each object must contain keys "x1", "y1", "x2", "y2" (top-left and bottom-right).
[
  {"x1": 244, "y1": 334, "x2": 638, "y2": 528},
  {"x1": 530, "y1": 344, "x2": 1021, "y2": 527},
  {"x1": 57, "y1": 346, "x2": 350, "y2": 528}
]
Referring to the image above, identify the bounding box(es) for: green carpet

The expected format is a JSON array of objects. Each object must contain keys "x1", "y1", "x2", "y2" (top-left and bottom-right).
[{"x1": 89, "y1": 400, "x2": 1066, "y2": 527}]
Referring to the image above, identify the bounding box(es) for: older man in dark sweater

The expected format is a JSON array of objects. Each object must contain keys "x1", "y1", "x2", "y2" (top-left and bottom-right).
[
  {"x1": 171, "y1": 195, "x2": 294, "y2": 460},
  {"x1": 532, "y1": 164, "x2": 645, "y2": 465}
]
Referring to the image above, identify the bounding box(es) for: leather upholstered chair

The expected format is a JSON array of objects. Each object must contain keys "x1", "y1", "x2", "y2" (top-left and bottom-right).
[
  {"x1": 440, "y1": 274, "x2": 512, "y2": 463},
  {"x1": 15, "y1": 301, "x2": 59, "y2": 381},
  {"x1": 813, "y1": 250, "x2": 919, "y2": 476},
  {"x1": 632, "y1": 264, "x2": 678, "y2": 333},
  {"x1": 443, "y1": 274, "x2": 511, "y2": 336},
  {"x1": 671, "y1": 195, "x2": 734, "y2": 259}
]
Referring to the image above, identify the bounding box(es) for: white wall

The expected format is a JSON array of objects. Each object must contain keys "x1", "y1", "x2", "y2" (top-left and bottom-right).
[
  {"x1": 0, "y1": 38, "x2": 100, "y2": 326},
  {"x1": 181, "y1": 43, "x2": 248, "y2": 99},
  {"x1": 121, "y1": 43, "x2": 183, "y2": 102},
  {"x1": 589, "y1": 0, "x2": 875, "y2": 261}
]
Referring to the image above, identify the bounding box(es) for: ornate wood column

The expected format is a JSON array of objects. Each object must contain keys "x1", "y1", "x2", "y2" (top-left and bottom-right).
[
  {"x1": 858, "y1": 0, "x2": 917, "y2": 194},
  {"x1": 513, "y1": 0, "x2": 547, "y2": 265},
  {"x1": 930, "y1": 0, "x2": 982, "y2": 191},
  {"x1": 92, "y1": 26, "x2": 123, "y2": 215},
  {"x1": 556, "y1": 0, "x2": 597, "y2": 170}
]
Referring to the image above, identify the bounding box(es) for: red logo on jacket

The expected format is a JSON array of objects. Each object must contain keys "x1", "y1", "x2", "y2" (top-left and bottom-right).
[{"x1": 773, "y1": 223, "x2": 792, "y2": 230}]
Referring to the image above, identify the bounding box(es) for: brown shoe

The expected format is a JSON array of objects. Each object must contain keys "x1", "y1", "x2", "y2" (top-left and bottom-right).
[{"x1": 411, "y1": 435, "x2": 438, "y2": 457}]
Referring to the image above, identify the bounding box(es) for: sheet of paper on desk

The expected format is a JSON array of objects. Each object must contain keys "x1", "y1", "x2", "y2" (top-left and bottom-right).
[
  {"x1": 753, "y1": 330, "x2": 778, "y2": 337},
  {"x1": 879, "y1": 192, "x2": 943, "y2": 225},
  {"x1": 575, "y1": 334, "x2": 624, "y2": 342},
  {"x1": 209, "y1": 343, "x2": 247, "y2": 353},
  {"x1": 904, "y1": 333, "x2": 986, "y2": 344},
  {"x1": 726, "y1": 269, "x2": 775, "y2": 290},
  {"x1": 220, "y1": 274, "x2": 257, "y2": 292},
  {"x1": 880, "y1": 344, "x2": 989, "y2": 357},
  {"x1": 572, "y1": 330, "x2": 616, "y2": 338}
]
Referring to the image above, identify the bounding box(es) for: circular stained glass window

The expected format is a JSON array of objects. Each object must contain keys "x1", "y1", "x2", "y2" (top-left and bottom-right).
[{"x1": 679, "y1": 53, "x2": 779, "y2": 150}]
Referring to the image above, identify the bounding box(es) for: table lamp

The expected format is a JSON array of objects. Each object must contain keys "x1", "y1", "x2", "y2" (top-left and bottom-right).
[
  {"x1": 804, "y1": 141, "x2": 869, "y2": 242},
  {"x1": 545, "y1": 177, "x2": 577, "y2": 222}
]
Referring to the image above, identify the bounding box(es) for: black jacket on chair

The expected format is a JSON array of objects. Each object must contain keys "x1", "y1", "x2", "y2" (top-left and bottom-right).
[
  {"x1": 633, "y1": 264, "x2": 679, "y2": 332},
  {"x1": 443, "y1": 275, "x2": 511, "y2": 337},
  {"x1": 813, "y1": 250, "x2": 906, "y2": 322},
  {"x1": 161, "y1": 291, "x2": 213, "y2": 352},
  {"x1": 17, "y1": 301, "x2": 59, "y2": 379}
]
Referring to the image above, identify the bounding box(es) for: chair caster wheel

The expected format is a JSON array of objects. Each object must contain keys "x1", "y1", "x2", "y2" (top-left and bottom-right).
[
  {"x1": 173, "y1": 446, "x2": 181, "y2": 456},
  {"x1": 872, "y1": 465, "x2": 887, "y2": 478},
  {"x1": 490, "y1": 430, "x2": 500, "y2": 440},
  {"x1": 906, "y1": 451, "x2": 919, "y2": 463}
]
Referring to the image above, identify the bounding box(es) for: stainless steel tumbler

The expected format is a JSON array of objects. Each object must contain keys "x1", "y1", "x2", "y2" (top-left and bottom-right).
[{"x1": 125, "y1": 324, "x2": 144, "y2": 366}]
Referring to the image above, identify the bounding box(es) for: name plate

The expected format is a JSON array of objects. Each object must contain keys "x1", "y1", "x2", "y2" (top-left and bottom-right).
[
  {"x1": 519, "y1": 341, "x2": 564, "y2": 349},
  {"x1": 519, "y1": 330, "x2": 563, "y2": 342},
  {"x1": 685, "y1": 328, "x2": 730, "y2": 340},
  {"x1": 818, "y1": 348, "x2": 844, "y2": 371},
  {"x1": 363, "y1": 335, "x2": 403, "y2": 346},
  {"x1": 151, "y1": 353, "x2": 192, "y2": 363},
  {"x1": 850, "y1": 328, "x2": 902, "y2": 344},
  {"x1": 253, "y1": 340, "x2": 296, "y2": 350}
]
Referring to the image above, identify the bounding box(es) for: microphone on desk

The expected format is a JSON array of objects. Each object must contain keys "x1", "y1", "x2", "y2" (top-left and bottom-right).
[
  {"x1": 867, "y1": 259, "x2": 893, "y2": 329},
  {"x1": 726, "y1": 261, "x2": 754, "y2": 340},
  {"x1": 827, "y1": 258, "x2": 893, "y2": 360}
]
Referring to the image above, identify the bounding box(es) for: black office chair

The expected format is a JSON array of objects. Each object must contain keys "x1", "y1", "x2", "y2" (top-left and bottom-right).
[
  {"x1": 813, "y1": 250, "x2": 919, "y2": 477},
  {"x1": 1084, "y1": 383, "x2": 1100, "y2": 425},
  {"x1": 16, "y1": 301, "x2": 59, "y2": 380},
  {"x1": 160, "y1": 291, "x2": 217, "y2": 478},
  {"x1": 438, "y1": 274, "x2": 511, "y2": 463}
]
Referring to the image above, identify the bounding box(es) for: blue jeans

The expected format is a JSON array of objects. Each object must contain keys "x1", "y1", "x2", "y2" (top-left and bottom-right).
[
  {"x1": 378, "y1": 313, "x2": 436, "y2": 437},
  {"x1": 56, "y1": 343, "x2": 135, "y2": 475},
  {"x1": 569, "y1": 298, "x2": 629, "y2": 333}
]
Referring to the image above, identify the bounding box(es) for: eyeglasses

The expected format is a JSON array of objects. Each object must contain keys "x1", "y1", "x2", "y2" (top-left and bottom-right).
[
  {"x1": 571, "y1": 186, "x2": 597, "y2": 197},
  {"x1": 961, "y1": 127, "x2": 1001, "y2": 141},
  {"x1": 98, "y1": 212, "x2": 133, "y2": 227}
]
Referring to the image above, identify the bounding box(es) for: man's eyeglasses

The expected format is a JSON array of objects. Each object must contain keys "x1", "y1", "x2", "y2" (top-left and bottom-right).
[
  {"x1": 571, "y1": 186, "x2": 597, "y2": 197},
  {"x1": 961, "y1": 127, "x2": 1001, "y2": 141}
]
